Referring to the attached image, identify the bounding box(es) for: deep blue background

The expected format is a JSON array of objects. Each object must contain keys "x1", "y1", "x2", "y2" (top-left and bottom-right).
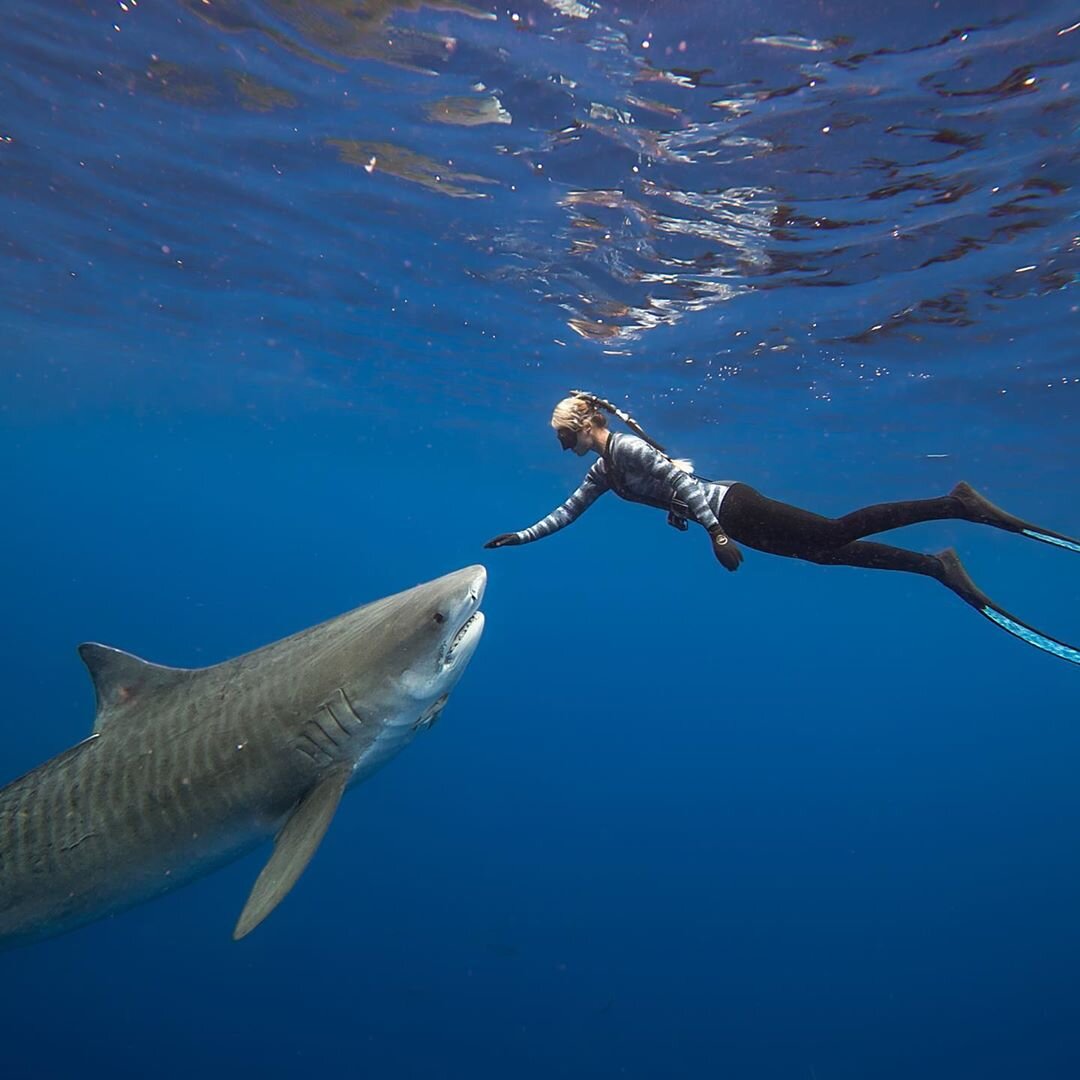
[{"x1": 2, "y1": 1, "x2": 1079, "y2": 1077}]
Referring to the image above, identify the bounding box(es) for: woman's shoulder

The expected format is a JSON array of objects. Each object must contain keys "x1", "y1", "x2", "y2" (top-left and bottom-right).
[
  {"x1": 609, "y1": 432, "x2": 656, "y2": 460},
  {"x1": 609, "y1": 433, "x2": 694, "y2": 475}
]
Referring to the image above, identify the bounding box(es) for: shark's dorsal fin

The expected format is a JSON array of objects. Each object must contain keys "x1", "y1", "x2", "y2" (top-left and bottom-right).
[
  {"x1": 233, "y1": 767, "x2": 351, "y2": 941},
  {"x1": 78, "y1": 642, "x2": 193, "y2": 732}
]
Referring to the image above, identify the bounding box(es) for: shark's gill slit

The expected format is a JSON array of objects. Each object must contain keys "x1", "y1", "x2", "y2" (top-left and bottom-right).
[
  {"x1": 295, "y1": 735, "x2": 322, "y2": 764},
  {"x1": 313, "y1": 715, "x2": 342, "y2": 749},
  {"x1": 337, "y1": 688, "x2": 364, "y2": 728},
  {"x1": 327, "y1": 688, "x2": 365, "y2": 734},
  {"x1": 322, "y1": 703, "x2": 352, "y2": 740},
  {"x1": 306, "y1": 722, "x2": 334, "y2": 755}
]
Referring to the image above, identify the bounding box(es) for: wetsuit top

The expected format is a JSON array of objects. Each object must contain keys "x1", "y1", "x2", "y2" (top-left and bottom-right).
[{"x1": 514, "y1": 432, "x2": 735, "y2": 544}]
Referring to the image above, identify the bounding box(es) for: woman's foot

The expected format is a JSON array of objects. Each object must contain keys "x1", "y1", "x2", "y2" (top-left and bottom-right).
[
  {"x1": 950, "y1": 481, "x2": 1080, "y2": 552},
  {"x1": 935, "y1": 546, "x2": 983, "y2": 605},
  {"x1": 950, "y1": 481, "x2": 1025, "y2": 529},
  {"x1": 935, "y1": 547, "x2": 1080, "y2": 665}
]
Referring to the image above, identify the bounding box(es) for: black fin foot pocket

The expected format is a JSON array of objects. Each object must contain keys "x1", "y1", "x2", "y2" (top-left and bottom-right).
[{"x1": 951, "y1": 482, "x2": 1080, "y2": 552}]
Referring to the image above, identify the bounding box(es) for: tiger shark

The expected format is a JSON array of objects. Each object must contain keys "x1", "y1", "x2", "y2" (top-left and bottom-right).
[{"x1": 0, "y1": 565, "x2": 486, "y2": 949}]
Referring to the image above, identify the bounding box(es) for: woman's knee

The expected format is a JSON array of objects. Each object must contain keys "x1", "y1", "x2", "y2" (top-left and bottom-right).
[{"x1": 791, "y1": 519, "x2": 849, "y2": 553}]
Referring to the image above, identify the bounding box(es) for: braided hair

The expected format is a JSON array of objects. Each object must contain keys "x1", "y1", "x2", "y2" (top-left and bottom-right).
[
  {"x1": 566, "y1": 389, "x2": 668, "y2": 454},
  {"x1": 552, "y1": 390, "x2": 694, "y2": 473}
]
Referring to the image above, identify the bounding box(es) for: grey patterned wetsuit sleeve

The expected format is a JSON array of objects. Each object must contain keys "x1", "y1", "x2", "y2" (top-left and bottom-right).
[
  {"x1": 618, "y1": 436, "x2": 723, "y2": 533},
  {"x1": 515, "y1": 461, "x2": 610, "y2": 543}
]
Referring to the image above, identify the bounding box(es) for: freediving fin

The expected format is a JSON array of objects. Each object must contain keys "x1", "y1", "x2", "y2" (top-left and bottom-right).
[
  {"x1": 233, "y1": 767, "x2": 350, "y2": 940},
  {"x1": 951, "y1": 482, "x2": 1080, "y2": 553},
  {"x1": 977, "y1": 606, "x2": 1080, "y2": 666},
  {"x1": 938, "y1": 548, "x2": 1080, "y2": 666},
  {"x1": 1018, "y1": 527, "x2": 1080, "y2": 554}
]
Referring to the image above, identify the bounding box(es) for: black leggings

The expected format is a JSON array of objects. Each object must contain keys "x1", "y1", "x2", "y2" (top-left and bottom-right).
[{"x1": 717, "y1": 483, "x2": 960, "y2": 581}]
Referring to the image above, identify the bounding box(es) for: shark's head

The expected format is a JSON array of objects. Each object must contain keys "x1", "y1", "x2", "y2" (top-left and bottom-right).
[
  {"x1": 330, "y1": 564, "x2": 487, "y2": 736},
  {"x1": 389, "y1": 563, "x2": 487, "y2": 713}
]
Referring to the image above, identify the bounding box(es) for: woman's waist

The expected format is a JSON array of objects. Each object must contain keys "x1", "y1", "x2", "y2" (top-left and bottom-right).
[{"x1": 616, "y1": 477, "x2": 734, "y2": 516}]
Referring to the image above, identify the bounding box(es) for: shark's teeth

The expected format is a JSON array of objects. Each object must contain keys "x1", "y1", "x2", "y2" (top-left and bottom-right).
[{"x1": 449, "y1": 612, "x2": 479, "y2": 653}]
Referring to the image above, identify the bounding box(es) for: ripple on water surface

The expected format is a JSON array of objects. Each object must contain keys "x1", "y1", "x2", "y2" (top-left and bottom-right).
[{"x1": 2, "y1": 1, "x2": 1078, "y2": 420}]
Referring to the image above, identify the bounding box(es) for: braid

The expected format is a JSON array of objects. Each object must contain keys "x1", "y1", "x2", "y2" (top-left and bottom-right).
[{"x1": 569, "y1": 390, "x2": 668, "y2": 454}]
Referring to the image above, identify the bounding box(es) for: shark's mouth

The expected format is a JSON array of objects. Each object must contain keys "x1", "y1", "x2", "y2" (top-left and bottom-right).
[
  {"x1": 450, "y1": 612, "x2": 480, "y2": 651},
  {"x1": 439, "y1": 567, "x2": 486, "y2": 670},
  {"x1": 444, "y1": 610, "x2": 482, "y2": 666}
]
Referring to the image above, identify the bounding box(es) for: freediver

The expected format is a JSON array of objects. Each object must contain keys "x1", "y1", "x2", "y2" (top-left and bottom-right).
[{"x1": 484, "y1": 390, "x2": 1080, "y2": 666}]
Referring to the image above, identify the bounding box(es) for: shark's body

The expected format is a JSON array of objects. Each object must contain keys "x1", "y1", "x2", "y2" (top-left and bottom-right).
[{"x1": 0, "y1": 566, "x2": 486, "y2": 948}]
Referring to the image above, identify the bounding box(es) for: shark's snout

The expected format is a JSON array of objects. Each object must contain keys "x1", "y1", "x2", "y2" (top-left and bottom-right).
[
  {"x1": 443, "y1": 564, "x2": 487, "y2": 607},
  {"x1": 440, "y1": 565, "x2": 486, "y2": 671}
]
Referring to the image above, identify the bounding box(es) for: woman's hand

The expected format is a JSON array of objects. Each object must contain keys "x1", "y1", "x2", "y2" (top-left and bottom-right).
[
  {"x1": 709, "y1": 527, "x2": 743, "y2": 571},
  {"x1": 484, "y1": 533, "x2": 522, "y2": 549}
]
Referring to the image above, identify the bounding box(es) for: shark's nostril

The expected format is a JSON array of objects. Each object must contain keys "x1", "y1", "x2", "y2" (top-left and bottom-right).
[{"x1": 433, "y1": 612, "x2": 446, "y2": 624}]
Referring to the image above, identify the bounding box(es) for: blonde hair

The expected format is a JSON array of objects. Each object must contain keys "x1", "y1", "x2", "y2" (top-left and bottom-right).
[
  {"x1": 550, "y1": 390, "x2": 693, "y2": 473},
  {"x1": 551, "y1": 395, "x2": 605, "y2": 432}
]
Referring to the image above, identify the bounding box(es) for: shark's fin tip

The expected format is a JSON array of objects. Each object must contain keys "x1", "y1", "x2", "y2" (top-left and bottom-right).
[{"x1": 232, "y1": 917, "x2": 256, "y2": 942}]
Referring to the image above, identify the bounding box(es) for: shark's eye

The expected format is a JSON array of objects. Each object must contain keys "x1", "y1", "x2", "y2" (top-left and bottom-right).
[{"x1": 433, "y1": 612, "x2": 446, "y2": 624}]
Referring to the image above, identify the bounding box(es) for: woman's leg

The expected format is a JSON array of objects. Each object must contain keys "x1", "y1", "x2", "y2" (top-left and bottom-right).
[
  {"x1": 717, "y1": 484, "x2": 1080, "y2": 666},
  {"x1": 832, "y1": 495, "x2": 959, "y2": 542},
  {"x1": 719, "y1": 481, "x2": 1080, "y2": 555},
  {"x1": 803, "y1": 539, "x2": 945, "y2": 579},
  {"x1": 717, "y1": 483, "x2": 959, "y2": 557}
]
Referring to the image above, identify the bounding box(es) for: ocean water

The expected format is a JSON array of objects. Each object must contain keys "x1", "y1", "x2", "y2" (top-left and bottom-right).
[{"x1": 2, "y1": 0, "x2": 1079, "y2": 1076}]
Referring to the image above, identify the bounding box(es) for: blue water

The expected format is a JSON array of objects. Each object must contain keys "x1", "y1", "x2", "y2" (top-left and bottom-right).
[{"x1": 3, "y1": 0, "x2": 1080, "y2": 1075}]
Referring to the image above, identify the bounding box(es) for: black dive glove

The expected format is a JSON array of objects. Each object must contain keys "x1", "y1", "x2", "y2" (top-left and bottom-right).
[
  {"x1": 709, "y1": 526, "x2": 743, "y2": 572},
  {"x1": 484, "y1": 533, "x2": 522, "y2": 549}
]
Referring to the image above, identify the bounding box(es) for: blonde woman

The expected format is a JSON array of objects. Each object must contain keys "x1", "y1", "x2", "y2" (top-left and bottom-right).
[{"x1": 485, "y1": 391, "x2": 1080, "y2": 666}]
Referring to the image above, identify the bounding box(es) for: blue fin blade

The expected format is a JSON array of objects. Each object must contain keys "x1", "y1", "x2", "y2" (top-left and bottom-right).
[
  {"x1": 1021, "y1": 528, "x2": 1080, "y2": 554},
  {"x1": 980, "y1": 605, "x2": 1080, "y2": 666}
]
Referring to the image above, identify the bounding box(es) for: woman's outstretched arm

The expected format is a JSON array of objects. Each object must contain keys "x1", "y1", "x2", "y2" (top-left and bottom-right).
[{"x1": 484, "y1": 462, "x2": 610, "y2": 547}]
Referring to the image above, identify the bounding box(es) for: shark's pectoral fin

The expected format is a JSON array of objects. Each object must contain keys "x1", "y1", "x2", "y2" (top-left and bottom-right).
[
  {"x1": 233, "y1": 767, "x2": 351, "y2": 941},
  {"x1": 78, "y1": 643, "x2": 195, "y2": 732}
]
